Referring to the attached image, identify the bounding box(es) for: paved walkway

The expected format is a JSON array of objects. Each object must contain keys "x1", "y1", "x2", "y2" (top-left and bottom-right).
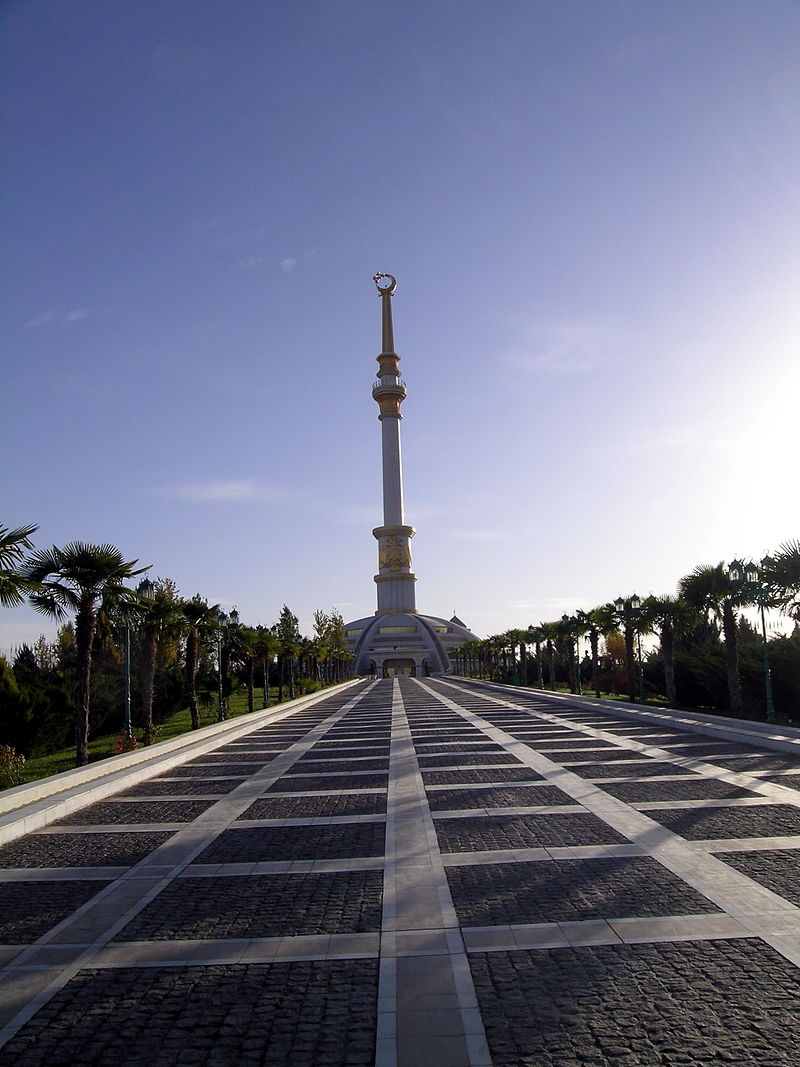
[{"x1": 1, "y1": 677, "x2": 799, "y2": 1065}]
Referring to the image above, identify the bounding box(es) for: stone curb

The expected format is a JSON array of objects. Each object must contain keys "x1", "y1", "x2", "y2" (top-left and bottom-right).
[{"x1": 0, "y1": 680, "x2": 364, "y2": 846}]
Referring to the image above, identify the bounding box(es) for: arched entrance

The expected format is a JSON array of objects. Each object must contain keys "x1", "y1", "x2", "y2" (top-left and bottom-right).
[{"x1": 382, "y1": 658, "x2": 416, "y2": 677}]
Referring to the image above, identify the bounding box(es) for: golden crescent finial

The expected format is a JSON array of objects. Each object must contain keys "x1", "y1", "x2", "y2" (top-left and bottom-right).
[{"x1": 373, "y1": 272, "x2": 397, "y2": 295}]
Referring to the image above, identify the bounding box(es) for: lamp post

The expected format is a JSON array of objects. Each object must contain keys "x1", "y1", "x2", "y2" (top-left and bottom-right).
[
  {"x1": 728, "y1": 559, "x2": 776, "y2": 724},
  {"x1": 561, "y1": 615, "x2": 580, "y2": 695},
  {"x1": 615, "y1": 595, "x2": 645, "y2": 704}
]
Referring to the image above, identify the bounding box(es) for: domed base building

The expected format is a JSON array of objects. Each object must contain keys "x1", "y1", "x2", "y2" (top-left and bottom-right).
[
  {"x1": 344, "y1": 275, "x2": 478, "y2": 677},
  {"x1": 346, "y1": 612, "x2": 476, "y2": 677}
]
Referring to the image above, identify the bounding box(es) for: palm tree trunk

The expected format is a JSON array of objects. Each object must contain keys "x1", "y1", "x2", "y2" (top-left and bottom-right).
[
  {"x1": 661, "y1": 623, "x2": 677, "y2": 707},
  {"x1": 74, "y1": 603, "x2": 96, "y2": 766},
  {"x1": 547, "y1": 642, "x2": 556, "y2": 691},
  {"x1": 278, "y1": 655, "x2": 285, "y2": 702},
  {"x1": 722, "y1": 601, "x2": 745, "y2": 718},
  {"x1": 247, "y1": 657, "x2": 255, "y2": 713},
  {"x1": 141, "y1": 632, "x2": 158, "y2": 743},
  {"x1": 186, "y1": 630, "x2": 200, "y2": 729}
]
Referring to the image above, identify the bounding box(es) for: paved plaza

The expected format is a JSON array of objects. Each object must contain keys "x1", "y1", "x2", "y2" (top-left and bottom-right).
[{"x1": 1, "y1": 676, "x2": 799, "y2": 1065}]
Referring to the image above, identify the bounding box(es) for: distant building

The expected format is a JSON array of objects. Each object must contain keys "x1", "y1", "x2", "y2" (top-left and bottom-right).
[{"x1": 345, "y1": 274, "x2": 478, "y2": 677}]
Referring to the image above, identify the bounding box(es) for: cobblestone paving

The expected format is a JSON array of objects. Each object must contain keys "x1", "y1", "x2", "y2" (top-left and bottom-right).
[
  {"x1": 568, "y1": 760, "x2": 693, "y2": 778},
  {"x1": 469, "y1": 940, "x2": 800, "y2": 1065},
  {"x1": 598, "y1": 778, "x2": 759, "y2": 802},
  {"x1": 425, "y1": 785, "x2": 575, "y2": 810},
  {"x1": 2, "y1": 678, "x2": 800, "y2": 1067},
  {"x1": 717, "y1": 850, "x2": 800, "y2": 906},
  {"x1": 116, "y1": 777, "x2": 248, "y2": 796},
  {"x1": 0, "y1": 880, "x2": 111, "y2": 942},
  {"x1": 422, "y1": 766, "x2": 544, "y2": 784},
  {"x1": 446, "y1": 857, "x2": 722, "y2": 926},
  {"x1": 0, "y1": 831, "x2": 175, "y2": 869},
  {"x1": 239, "y1": 792, "x2": 387, "y2": 819},
  {"x1": 52, "y1": 799, "x2": 217, "y2": 825},
  {"x1": 264, "y1": 772, "x2": 389, "y2": 792},
  {"x1": 434, "y1": 812, "x2": 629, "y2": 852},
  {"x1": 193, "y1": 822, "x2": 386, "y2": 863},
  {"x1": 117, "y1": 870, "x2": 384, "y2": 940},
  {"x1": 0, "y1": 960, "x2": 378, "y2": 1066},
  {"x1": 644, "y1": 803, "x2": 800, "y2": 839}
]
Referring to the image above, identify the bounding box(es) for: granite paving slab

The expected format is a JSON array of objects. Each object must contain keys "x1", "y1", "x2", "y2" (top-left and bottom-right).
[
  {"x1": 646, "y1": 804, "x2": 800, "y2": 840},
  {"x1": 0, "y1": 959, "x2": 378, "y2": 1067},
  {"x1": 434, "y1": 812, "x2": 629, "y2": 853},
  {"x1": 599, "y1": 778, "x2": 760, "y2": 803},
  {"x1": 286, "y1": 758, "x2": 390, "y2": 774},
  {"x1": 193, "y1": 822, "x2": 387, "y2": 864},
  {"x1": 264, "y1": 773, "x2": 389, "y2": 792},
  {"x1": 422, "y1": 767, "x2": 544, "y2": 785},
  {"x1": 52, "y1": 799, "x2": 217, "y2": 826},
  {"x1": 116, "y1": 778, "x2": 248, "y2": 796},
  {"x1": 0, "y1": 880, "x2": 112, "y2": 943},
  {"x1": 717, "y1": 850, "x2": 800, "y2": 907},
  {"x1": 416, "y1": 752, "x2": 522, "y2": 767},
  {"x1": 425, "y1": 786, "x2": 574, "y2": 811},
  {"x1": 446, "y1": 857, "x2": 722, "y2": 926},
  {"x1": 569, "y1": 761, "x2": 693, "y2": 779},
  {"x1": 469, "y1": 940, "x2": 800, "y2": 1065},
  {"x1": 0, "y1": 832, "x2": 176, "y2": 870},
  {"x1": 239, "y1": 793, "x2": 388, "y2": 819},
  {"x1": 711, "y1": 755, "x2": 800, "y2": 773},
  {"x1": 115, "y1": 870, "x2": 383, "y2": 940}
]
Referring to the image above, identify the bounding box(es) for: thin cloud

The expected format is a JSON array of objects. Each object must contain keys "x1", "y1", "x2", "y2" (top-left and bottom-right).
[
  {"x1": 499, "y1": 316, "x2": 620, "y2": 376},
  {"x1": 281, "y1": 258, "x2": 298, "y2": 273},
  {"x1": 25, "y1": 308, "x2": 91, "y2": 328},
  {"x1": 160, "y1": 480, "x2": 281, "y2": 503}
]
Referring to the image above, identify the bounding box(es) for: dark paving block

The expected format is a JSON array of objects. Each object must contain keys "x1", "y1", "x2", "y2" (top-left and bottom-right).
[
  {"x1": 569, "y1": 761, "x2": 690, "y2": 779},
  {"x1": 265, "y1": 773, "x2": 388, "y2": 792},
  {"x1": 53, "y1": 800, "x2": 217, "y2": 826},
  {"x1": 767, "y1": 774, "x2": 800, "y2": 790},
  {"x1": 717, "y1": 850, "x2": 800, "y2": 906},
  {"x1": 117, "y1": 870, "x2": 383, "y2": 940},
  {"x1": 599, "y1": 779, "x2": 759, "y2": 803},
  {"x1": 422, "y1": 767, "x2": 544, "y2": 785},
  {"x1": 285, "y1": 758, "x2": 389, "y2": 774},
  {"x1": 240, "y1": 793, "x2": 387, "y2": 819},
  {"x1": 195, "y1": 822, "x2": 386, "y2": 864},
  {"x1": 117, "y1": 778, "x2": 247, "y2": 797},
  {"x1": 520, "y1": 740, "x2": 623, "y2": 751},
  {"x1": 469, "y1": 940, "x2": 800, "y2": 1066},
  {"x1": 426, "y1": 786, "x2": 573, "y2": 811},
  {"x1": 166, "y1": 763, "x2": 262, "y2": 777},
  {"x1": 417, "y1": 752, "x2": 522, "y2": 767},
  {"x1": 647, "y1": 804, "x2": 800, "y2": 840},
  {"x1": 0, "y1": 832, "x2": 176, "y2": 869},
  {"x1": 447, "y1": 856, "x2": 721, "y2": 926},
  {"x1": 0, "y1": 959, "x2": 378, "y2": 1066},
  {"x1": 710, "y1": 755, "x2": 800, "y2": 773},
  {"x1": 434, "y1": 813, "x2": 628, "y2": 852},
  {"x1": 0, "y1": 880, "x2": 111, "y2": 943}
]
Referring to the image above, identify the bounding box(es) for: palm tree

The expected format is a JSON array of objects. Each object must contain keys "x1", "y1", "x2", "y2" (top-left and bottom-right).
[
  {"x1": 21, "y1": 542, "x2": 148, "y2": 765},
  {"x1": 275, "y1": 605, "x2": 301, "y2": 701},
  {"x1": 680, "y1": 563, "x2": 750, "y2": 718},
  {"x1": 538, "y1": 622, "x2": 560, "y2": 691},
  {"x1": 762, "y1": 540, "x2": 800, "y2": 621},
  {"x1": 643, "y1": 594, "x2": 697, "y2": 708},
  {"x1": 255, "y1": 625, "x2": 278, "y2": 706},
  {"x1": 0, "y1": 522, "x2": 39, "y2": 607},
  {"x1": 136, "y1": 578, "x2": 182, "y2": 744},
  {"x1": 180, "y1": 596, "x2": 220, "y2": 729},
  {"x1": 578, "y1": 604, "x2": 618, "y2": 698}
]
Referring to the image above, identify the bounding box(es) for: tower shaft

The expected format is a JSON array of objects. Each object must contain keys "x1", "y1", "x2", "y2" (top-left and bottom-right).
[{"x1": 372, "y1": 274, "x2": 417, "y2": 614}]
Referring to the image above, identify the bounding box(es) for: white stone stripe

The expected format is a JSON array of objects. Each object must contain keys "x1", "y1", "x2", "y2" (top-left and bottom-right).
[
  {"x1": 376, "y1": 678, "x2": 492, "y2": 1067},
  {"x1": 421, "y1": 678, "x2": 800, "y2": 970}
]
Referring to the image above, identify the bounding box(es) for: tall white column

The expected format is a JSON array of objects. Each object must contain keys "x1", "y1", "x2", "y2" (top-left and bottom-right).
[{"x1": 371, "y1": 274, "x2": 417, "y2": 614}]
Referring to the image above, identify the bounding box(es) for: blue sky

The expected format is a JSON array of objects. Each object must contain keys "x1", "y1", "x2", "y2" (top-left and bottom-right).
[{"x1": 2, "y1": 0, "x2": 799, "y2": 652}]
